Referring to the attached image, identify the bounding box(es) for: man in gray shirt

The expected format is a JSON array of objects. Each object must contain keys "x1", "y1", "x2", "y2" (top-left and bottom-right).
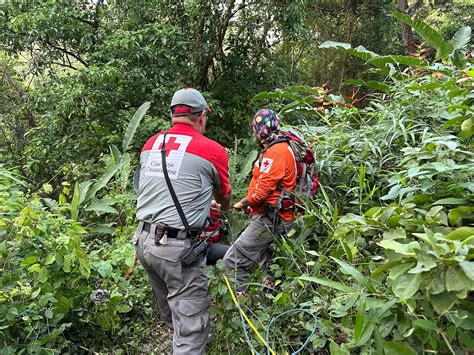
[{"x1": 134, "y1": 88, "x2": 231, "y2": 354}]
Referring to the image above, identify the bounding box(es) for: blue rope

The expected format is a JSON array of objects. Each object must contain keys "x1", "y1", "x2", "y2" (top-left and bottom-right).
[
  {"x1": 225, "y1": 214, "x2": 318, "y2": 354},
  {"x1": 265, "y1": 309, "x2": 318, "y2": 355}
]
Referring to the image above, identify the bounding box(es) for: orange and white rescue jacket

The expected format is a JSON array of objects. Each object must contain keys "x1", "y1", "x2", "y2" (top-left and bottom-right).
[{"x1": 246, "y1": 141, "x2": 296, "y2": 221}]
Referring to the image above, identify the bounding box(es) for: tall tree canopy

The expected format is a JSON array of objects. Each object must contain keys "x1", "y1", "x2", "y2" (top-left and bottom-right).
[{"x1": 0, "y1": 0, "x2": 471, "y2": 182}]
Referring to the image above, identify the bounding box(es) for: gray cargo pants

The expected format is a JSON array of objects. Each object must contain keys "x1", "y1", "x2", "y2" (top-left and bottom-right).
[
  {"x1": 133, "y1": 226, "x2": 210, "y2": 355},
  {"x1": 223, "y1": 214, "x2": 293, "y2": 291}
]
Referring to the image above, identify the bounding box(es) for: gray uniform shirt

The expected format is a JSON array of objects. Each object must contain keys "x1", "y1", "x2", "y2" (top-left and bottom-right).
[{"x1": 135, "y1": 123, "x2": 231, "y2": 230}]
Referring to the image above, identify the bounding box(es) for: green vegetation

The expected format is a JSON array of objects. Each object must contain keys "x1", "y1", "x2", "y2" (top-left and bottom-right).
[{"x1": 1, "y1": 1, "x2": 473, "y2": 353}]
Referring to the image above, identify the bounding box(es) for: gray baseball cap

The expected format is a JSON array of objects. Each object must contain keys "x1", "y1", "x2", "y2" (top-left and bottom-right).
[{"x1": 170, "y1": 88, "x2": 208, "y2": 113}]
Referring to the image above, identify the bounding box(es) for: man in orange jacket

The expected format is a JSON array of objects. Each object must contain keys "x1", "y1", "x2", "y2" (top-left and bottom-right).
[{"x1": 224, "y1": 109, "x2": 296, "y2": 295}]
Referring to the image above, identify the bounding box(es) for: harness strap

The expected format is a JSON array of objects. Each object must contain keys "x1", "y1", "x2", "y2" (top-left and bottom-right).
[
  {"x1": 161, "y1": 131, "x2": 191, "y2": 232},
  {"x1": 258, "y1": 136, "x2": 290, "y2": 167}
]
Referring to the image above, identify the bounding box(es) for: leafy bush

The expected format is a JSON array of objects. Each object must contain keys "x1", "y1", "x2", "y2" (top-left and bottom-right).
[
  {"x1": 1, "y1": 10, "x2": 473, "y2": 354},
  {"x1": 206, "y1": 20, "x2": 474, "y2": 354},
  {"x1": 0, "y1": 169, "x2": 91, "y2": 352},
  {"x1": 0, "y1": 165, "x2": 155, "y2": 353}
]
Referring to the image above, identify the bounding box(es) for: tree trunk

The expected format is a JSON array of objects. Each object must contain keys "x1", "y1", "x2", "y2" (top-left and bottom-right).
[
  {"x1": 397, "y1": 0, "x2": 416, "y2": 55},
  {"x1": 192, "y1": 0, "x2": 236, "y2": 90},
  {"x1": 0, "y1": 63, "x2": 35, "y2": 154}
]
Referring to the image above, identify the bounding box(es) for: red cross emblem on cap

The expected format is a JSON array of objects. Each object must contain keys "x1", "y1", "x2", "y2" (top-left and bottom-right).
[{"x1": 158, "y1": 137, "x2": 181, "y2": 157}]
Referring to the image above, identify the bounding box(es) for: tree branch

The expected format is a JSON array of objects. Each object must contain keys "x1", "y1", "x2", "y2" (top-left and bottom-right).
[
  {"x1": 50, "y1": 61, "x2": 78, "y2": 70},
  {"x1": 230, "y1": 0, "x2": 257, "y2": 18},
  {"x1": 70, "y1": 15, "x2": 95, "y2": 27},
  {"x1": 43, "y1": 39, "x2": 89, "y2": 67},
  {"x1": 0, "y1": 63, "x2": 26, "y2": 98}
]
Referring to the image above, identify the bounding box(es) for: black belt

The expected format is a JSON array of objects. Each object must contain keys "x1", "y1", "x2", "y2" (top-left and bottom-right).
[{"x1": 142, "y1": 222, "x2": 199, "y2": 239}]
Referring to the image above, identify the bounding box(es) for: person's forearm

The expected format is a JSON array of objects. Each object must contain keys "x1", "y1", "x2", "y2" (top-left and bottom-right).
[{"x1": 246, "y1": 177, "x2": 276, "y2": 206}]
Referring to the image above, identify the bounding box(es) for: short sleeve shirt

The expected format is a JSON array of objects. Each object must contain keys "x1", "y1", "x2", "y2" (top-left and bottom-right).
[{"x1": 136, "y1": 123, "x2": 230, "y2": 229}]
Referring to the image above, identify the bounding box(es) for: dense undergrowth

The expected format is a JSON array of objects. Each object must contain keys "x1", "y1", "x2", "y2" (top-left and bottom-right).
[
  {"x1": 1, "y1": 18, "x2": 473, "y2": 355},
  {"x1": 207, "y1": 32, "x2": 474, "y2": 353}
]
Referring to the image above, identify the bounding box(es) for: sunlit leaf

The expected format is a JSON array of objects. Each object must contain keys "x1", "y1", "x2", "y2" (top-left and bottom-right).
[
  {"x1": 330, "y1": 257, "x2": 376, "y2": 292},
  {"x1": 338, "y1": 213, "x2": 366, "y2": 225},
  {"x1": 383, "y1": 228, "x2": 406, "y2": 240},
  {"x1": 378, "y1": 240, "x2": 419, "y2": 256},
  {"x1": 84, "y1": 198, "x2": 119, "y2": 214},
  {"x1": 392, "y1": 12, "x2": 453, "y2": 59},
  {"x1": 55, "y1": 296, "x2": 72, "y2": 314},
  {"x1": 79, "y1": 180, "x2": 93, "y2": 205},
  {"x1": 84, "y1": 164, "x2": 120, "y2": 202},
  {"x1": 392, "y1": 272, "x2": 421, "y2": 299},
  {"x1": 414, "y1": 319, "x2": 437, "y2": 331},
  {"x1": 445, "y1": 267, "x2": 473, "y2": 292},
  {"x1": 448, "y1": 206, "x2": 474, "y2": 225},
  {"x1": 447, "y1": 226, "x2": 474, "y2": 240},
  {"x1": 122, "y1": 101, "x2": 150, "y2": 152},
  {"x1": 408, "y1": 251, "x2": 437, "y2": 274},
  {"x1": 450, "y1": 26, "x2": 472, "y2": 51},
  {"x1": 319, "y1": 41, "x2": 379, "y2": 62},
  {"x1": 367, "y1": 55, "x2": 428, "y2": 67},
  {"x1": 354, "y1": 296, "x2": 366, "y2": 341},
  {"x1": 329, "y1": 340, "x2": 350, "y2": 355},
  {"x1": 299, "y1": 275, "x2": 356, "y2": 293},
  {"x1": 460, "y1": 261, "x2": 474, "y2": 281},
  {"x1": 110, "y1": 144, "x2": 122, "y2": 165},
  {"x1": 459, "y1": 117, "x2": 473, "y2": 139},
  {"x1": 345, "y1": 79, "x2": 389, "y2": 93},
  {"x1": 430, "y1": 291, "x2": 457, "y2": 315},
  {"x1": 383, "y1": 340, "x2": 417, "y2": 355},
  {"x1": 432, "y1": 197, "x2": 467, "y2": 206},
  {"x1": 70, "y1": 181, "x2": 80, "y2": 220}
]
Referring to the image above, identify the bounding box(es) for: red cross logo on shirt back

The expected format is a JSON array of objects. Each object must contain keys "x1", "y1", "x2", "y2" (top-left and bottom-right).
[
  {"x1": 158, "y1": 137, "x2": 181, "y2": 157},
  {"x1": 263, "y1": 160, "x2": 270, "y2": 168}
]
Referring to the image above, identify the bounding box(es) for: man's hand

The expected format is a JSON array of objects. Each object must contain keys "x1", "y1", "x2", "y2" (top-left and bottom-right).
[
  {"x1": 233, "y1": 199, "x2": 251, "y2": 214},
  {"x1": 210, "y1": 200, "x2": 222, "y2": 212}
]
